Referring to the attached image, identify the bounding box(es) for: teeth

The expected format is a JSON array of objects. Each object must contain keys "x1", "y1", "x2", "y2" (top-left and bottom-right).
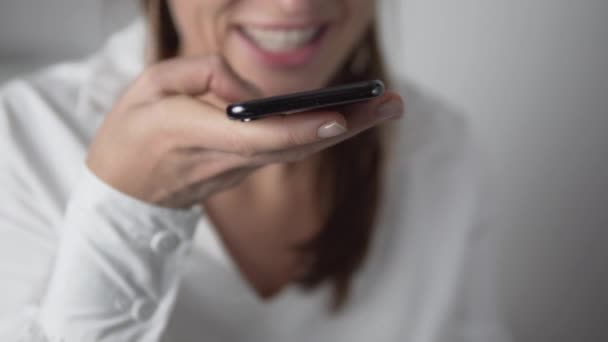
[{"x1": 242, "y1": 26, "x2": 320, "y2": 52}]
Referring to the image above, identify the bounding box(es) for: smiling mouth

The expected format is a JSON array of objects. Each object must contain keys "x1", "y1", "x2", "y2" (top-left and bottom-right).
[{"x1": 237, "y1": 24, "x2": 327, "y2": 53}]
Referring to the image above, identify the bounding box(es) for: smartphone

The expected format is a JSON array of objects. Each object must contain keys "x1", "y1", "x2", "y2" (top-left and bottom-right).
[{"x1": 226, "y1": 80, "x2": 385, "y2": 122}]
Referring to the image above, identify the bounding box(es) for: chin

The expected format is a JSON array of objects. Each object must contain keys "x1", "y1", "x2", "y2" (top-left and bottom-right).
[
  {"x1": 225, "y1": 35, "x2": 340, "y2": 97},
  {"x1": 236, "y1": 66, "x2": 335, "y2": 97},
  {"x1": 258, "y1": 79, "x2": 326, "y2": 97}
]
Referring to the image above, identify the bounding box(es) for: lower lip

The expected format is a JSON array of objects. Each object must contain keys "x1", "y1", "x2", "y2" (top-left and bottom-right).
[{"x1": 236, "y1": 26, "x2": 327, "y2": 69}]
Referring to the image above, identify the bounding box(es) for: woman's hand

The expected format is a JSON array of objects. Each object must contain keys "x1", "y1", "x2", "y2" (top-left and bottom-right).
[{"x1": 86, "y1": 55, "x2": 404, "y2": 209}]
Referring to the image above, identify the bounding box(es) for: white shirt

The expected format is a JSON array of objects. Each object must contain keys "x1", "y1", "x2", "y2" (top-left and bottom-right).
[{"x1": 0, "y1": 20, "x2": 510, "y2": 342}]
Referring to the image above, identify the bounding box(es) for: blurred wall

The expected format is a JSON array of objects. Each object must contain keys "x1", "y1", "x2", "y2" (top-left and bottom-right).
[
  {"x1": 391, "y1": 0, "x2": 608, "y2": 341},
  {"x1": 2, "y1": 1, "x2": 608, "y2": 341},
  {"x1": 0, "y1": 0, "x2": 137, "y2": 80}
]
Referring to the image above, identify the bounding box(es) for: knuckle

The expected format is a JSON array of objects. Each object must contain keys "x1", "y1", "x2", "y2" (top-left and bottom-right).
[
  {"x1": 128, "y1": 109, "x2": 163, "y2": 144},
  {"x1": 157, "y1": 97, "x2": 199, "y2": 141},
  {"x1": 275, "y1": 117, "x2": 305, "y2": 148},
  {"x1": 279, "y1": 128, "x2": 301, "y2": 149},
  {"x1": 227, "y1": 130, "x2": 258, "y2": 158},
  {"x1": 141, "y1": 64, "x2": 165, "y2": 88},
  {"x1": 205, "y1": 54, "x2": 223, "y2": 67},
  {"x1": 147, "y1": 99, "x2": 175, "y2": 126},
  {"x1": 133, "y1": 100, "x2": 177, "y2": 142},
  {"x1": 237, "y1": 144, "x2": 258, "y2": 159},
  {"x1": 155, "y1": 95, "x2": 186, "y2": 113}
]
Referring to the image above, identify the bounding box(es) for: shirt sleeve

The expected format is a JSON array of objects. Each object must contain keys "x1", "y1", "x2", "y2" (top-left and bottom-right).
[
  {"x1": 33, "y1": 165, "x2": 202, "y2": 342},
  {"x1": 0, "y1": 72, "x2": 206, "y2": 341}
]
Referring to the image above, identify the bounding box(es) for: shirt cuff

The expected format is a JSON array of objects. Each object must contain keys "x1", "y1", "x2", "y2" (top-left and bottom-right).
[
  {"x1": 75, "y1": 164, "x2": 203, "y2": 240},
  {"x1": 38, "y1": 164, "x2": 202, "y2": 341}
]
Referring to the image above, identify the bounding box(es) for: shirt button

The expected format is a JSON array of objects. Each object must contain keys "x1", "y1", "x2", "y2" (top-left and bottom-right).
[
  {"x1": 113, "y1": 296, "x2": 129, "y2": 311},
  {"x1": 131, "y1": 298, "x2": 156, "y2": 322},
  {"x1": 150, "y1": 231, "x2": 180, "y2": 254}
]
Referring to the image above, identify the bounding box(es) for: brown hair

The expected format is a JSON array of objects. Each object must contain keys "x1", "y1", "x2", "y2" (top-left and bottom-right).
[{"x1": 141, "y1": 0, "x2": 390, "y2": 310}]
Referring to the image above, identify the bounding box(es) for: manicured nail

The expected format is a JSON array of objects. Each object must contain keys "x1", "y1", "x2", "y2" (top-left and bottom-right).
[
  {"x1": 376, "y1": 100, "x2": 404, "y2": 120},
  {"x1": 317, "y1": 121, "x2": 347, "y2": 139}
]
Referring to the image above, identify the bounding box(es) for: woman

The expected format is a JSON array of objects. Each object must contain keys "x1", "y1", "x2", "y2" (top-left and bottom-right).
[{"x1": 0, "y1": 0, "x2": 508, "y2": 341}]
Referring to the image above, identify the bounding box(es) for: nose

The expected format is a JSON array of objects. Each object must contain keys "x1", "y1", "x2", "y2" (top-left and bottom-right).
[{"x1": 275, "y1": 0, "x2": 323, "y2": 15}]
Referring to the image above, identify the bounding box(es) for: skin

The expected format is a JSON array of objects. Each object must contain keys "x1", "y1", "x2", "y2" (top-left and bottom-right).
[
  {"x1": 169, "y1": 0, "x2": 376, "y2": 95},
  {"x1": 87, "y1": 0, "x2": 404, "y2": 298}
]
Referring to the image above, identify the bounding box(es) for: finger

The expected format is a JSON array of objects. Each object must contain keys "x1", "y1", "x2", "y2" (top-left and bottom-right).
[
  {"x1": 157, "y1": 91, "x2": 403, "y2": 158},
  {"x1": 263, "y1": 91, "x2": 405, "y2": 162},
  {"x1": 154, "y1": 95, "x2": 346, "y2": 155},
  {"x1": 335, "y1": 90, "x2": 404, "y2": 129},
  {"x1": 234, "y1": 91, "x2": 404, "y2": 156},
  {"x1": 126, "y1": 55, "x2": 261, "y2": 105}
]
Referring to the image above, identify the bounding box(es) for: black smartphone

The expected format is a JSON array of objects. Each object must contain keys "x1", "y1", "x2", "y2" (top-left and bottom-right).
[{"x1": 226, "y1": 80, "x2": 385, "y2": 122}]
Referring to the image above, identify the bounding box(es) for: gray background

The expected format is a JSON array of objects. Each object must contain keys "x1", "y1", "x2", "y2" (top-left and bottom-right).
[
  {"x1": 1, "y1": 1, "x2": 607, "y2": 341},
  {"x1": 389, "y1": 1, "x2": 608, "y2": 341},
  {"x1": 0, "y1": 0, "x2": 137, "y2": 79}
]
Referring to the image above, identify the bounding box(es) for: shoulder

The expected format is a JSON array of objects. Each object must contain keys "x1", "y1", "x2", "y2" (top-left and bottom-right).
[
  {"x1": 0, "y1": 41, "x2": 115, "y2": 226},
  {"x1": 0, "y1": 18, "x2": 145, "y2": 142},
  {"x1": 0, "y1": 63, "x2": 97, "y2": 326},
  {"x1": 0, "y1": 56, "x2": 96, "y2": 161},
  {"x1": 0, "y1": 58, "x2": 89, "y2": 156},
  {"x1": 0, "y1": 60, "x2": 95, "y2": 225},
  {"x1": 0, "y1": 18, "x2": 145, "y2": 176},
  {"x1": 0, "y1": 59, "x2": 91, "y2": 127},
  {"x1": 0, "y1": 19, "x2": 145, "y2": 226}
]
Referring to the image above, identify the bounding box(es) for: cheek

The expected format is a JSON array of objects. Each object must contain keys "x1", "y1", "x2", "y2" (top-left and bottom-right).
[
  {"x1": 333, "y1": 2, "x2": 374, "y2": 56},
  {"x1": 317, "y1": 1, "x2": 375, "y2": 75},
  {"x1": 344, "y1": 0, "x2": 375, "y2": 43},
  {"x1": 169, "y1": 0, "x2": 230, "y2": 55}
]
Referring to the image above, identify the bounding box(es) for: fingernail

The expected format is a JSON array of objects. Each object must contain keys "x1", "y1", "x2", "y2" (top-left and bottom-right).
[
  {"x1": 317, "y1": 121, "x2": 347, "y2": 139},
  {"x1": 376, "y1": 100, "x2": 404, "y2": 120}
]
